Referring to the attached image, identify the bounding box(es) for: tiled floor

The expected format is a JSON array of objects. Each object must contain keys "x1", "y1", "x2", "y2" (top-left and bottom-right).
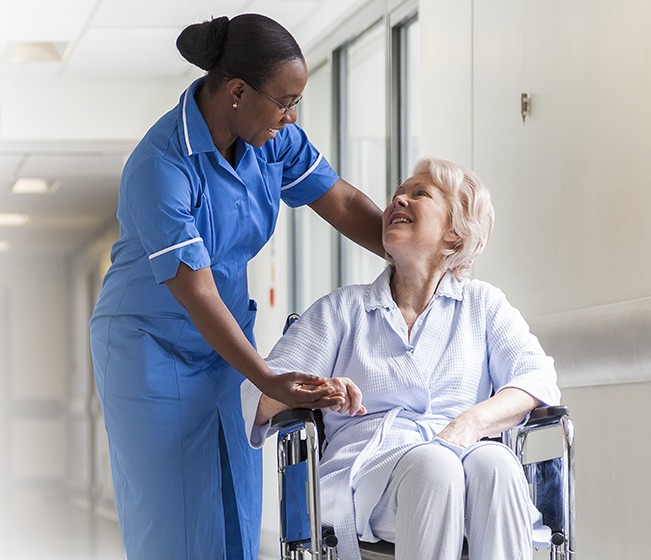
[{"x1": 0, "y1": 497, "x2": 125, "y2": 560}]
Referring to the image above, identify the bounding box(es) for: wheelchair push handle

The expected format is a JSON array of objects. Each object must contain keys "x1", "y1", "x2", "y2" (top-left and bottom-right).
[
  {"x1": 526, "y1": 405, "x2": 570, "y2": 426},
  {"x1": 271, "y1": 407, "x2": 316, "y2": 429}
]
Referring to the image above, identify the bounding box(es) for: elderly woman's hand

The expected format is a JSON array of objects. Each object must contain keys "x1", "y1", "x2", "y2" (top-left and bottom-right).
[
  {"x1": 318, "y1": 376, "x2": 367, "y2": 416},
  {"x1": 436, "y1": 412, "x2": 483, "y2": 449},
  {"x1": 436, "y1": 388, "x2": 542, "y2": 448}
]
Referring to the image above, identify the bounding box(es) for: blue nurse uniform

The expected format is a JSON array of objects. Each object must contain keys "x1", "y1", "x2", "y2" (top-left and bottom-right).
[{"x1": 90, "y1": 77, "x2": 339, "y2": 560}]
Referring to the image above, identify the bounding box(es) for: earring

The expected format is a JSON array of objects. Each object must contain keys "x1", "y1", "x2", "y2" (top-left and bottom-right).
[{"x1": 232, "y1": 102, "x2": 238, "y2": 109}]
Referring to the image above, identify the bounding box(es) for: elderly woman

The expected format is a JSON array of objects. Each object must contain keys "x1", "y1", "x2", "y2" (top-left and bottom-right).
[{"x1": 241, "y1": 158, "x2": 560, "y2": 560}]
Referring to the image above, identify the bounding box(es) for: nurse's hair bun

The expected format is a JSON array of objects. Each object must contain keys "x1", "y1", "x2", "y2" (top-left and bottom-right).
[{"x1": 176, "y1": 16, "x2": 229, "y2": 71}]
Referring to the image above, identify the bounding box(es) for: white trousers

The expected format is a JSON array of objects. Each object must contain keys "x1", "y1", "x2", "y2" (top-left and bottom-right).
[{"x1": 367, "y1": 442, "x2": 533, "y2": 560}]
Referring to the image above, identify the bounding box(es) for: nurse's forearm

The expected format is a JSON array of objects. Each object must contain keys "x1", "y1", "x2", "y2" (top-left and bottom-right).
[
  {"x1": 309, "y1": 178, "x2": 384, "y2": 257},
  {"x1": 166, "y1": 264, "x2": 274, "y2": 384},
  {"x1": 166, "y1": 264, "x2": 344, "y2": 410}
]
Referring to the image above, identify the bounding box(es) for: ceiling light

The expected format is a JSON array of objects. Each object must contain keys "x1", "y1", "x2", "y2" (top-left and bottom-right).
[
  {"x1": 12, "y1": 178, "x2": 61, "y2": 194},
  {"x1": 10, "y1": 42, "x2": 69, "y2": 64},
  {"x1": 0, "y1": 242, "x2": 9, "y2": 252},
  {"x1": 0, "y1": 214, "x2": 30, "y2": 226}
]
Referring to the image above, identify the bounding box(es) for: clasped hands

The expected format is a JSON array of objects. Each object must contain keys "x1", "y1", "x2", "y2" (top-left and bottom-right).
[{"x1": 258, "y1": 371, "x2": 366, "y2": 417}]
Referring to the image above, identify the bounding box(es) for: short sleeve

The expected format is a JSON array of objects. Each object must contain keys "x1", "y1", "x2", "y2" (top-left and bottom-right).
[
  {"x1": 123, "y1": 156, "x2": 211, "y2": 284},
  {"x1": 485, "y1": 286, "x2": 561, "y2": 406},
  {"x1": 272, "y1": 124, "x2": 339, "y2": 208}
]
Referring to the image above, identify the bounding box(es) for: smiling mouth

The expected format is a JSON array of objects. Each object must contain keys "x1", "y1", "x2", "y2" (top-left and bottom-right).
[{"x1": 390, "y1": 216, "x2": 412, "y2": 225}]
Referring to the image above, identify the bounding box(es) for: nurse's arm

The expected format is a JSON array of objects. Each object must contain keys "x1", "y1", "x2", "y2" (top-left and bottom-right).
[
  {"x1": 166, "y1": 263, "x2": 345, "y2": 410},
  {"x1": 309, "y1": 178, "x2": 384, "y2": 257}
]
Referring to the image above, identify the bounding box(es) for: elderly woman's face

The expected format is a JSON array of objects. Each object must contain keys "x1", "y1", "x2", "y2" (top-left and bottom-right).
[{"x1": 382, "y1": 174, "x2": 455, "y2": 262}]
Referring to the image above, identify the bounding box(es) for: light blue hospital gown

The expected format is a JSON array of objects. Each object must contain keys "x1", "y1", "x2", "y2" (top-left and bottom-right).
[
  {"x1": 90, "y1": 77, "x2": 338, "y2": 560},
  {"x1": 242, "y1": 267, "x2": 561, "y2": 560}
]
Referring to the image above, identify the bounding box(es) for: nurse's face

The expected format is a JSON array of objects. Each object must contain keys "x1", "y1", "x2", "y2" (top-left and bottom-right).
[{"x1": 238, "y1": 58, "x2": 308, "y2": 147}]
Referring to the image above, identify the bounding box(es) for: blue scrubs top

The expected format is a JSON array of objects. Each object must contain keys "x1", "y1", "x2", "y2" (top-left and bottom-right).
[{"x1": 90, "y1": 77, "x2": 339, "y2": 560}]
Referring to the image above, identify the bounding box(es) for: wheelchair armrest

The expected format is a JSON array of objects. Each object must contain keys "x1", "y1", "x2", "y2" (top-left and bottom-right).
[
  {"x1": 525, "y1": 405, "x2": 570, "y2": 427},
  {"x1": 271, "y1": 408, "x2": 317, "y2": 429}
]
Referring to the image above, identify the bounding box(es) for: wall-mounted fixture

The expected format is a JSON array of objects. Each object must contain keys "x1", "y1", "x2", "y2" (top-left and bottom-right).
[{"x1": 521, "y1": 93, "x2": 531, "y2": 123}]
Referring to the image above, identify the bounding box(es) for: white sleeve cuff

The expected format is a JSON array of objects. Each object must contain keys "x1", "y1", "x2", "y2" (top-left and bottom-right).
[{"x1": 240, "y1": 380, "x2": 277, "y2": 448}]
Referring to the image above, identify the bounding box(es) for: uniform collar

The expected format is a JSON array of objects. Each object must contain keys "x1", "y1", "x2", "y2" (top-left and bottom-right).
[
  {"x1": 364, "y1": 267, "x2": 465, "y2": 312},
  {"x1": 177, "y1": 77, "x2": 219, "y2": 157}
]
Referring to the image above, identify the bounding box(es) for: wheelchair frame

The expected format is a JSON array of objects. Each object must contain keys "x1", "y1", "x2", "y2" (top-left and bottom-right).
[{"x1": 272, "y1": 405, "x2": 575, "y2": 560}]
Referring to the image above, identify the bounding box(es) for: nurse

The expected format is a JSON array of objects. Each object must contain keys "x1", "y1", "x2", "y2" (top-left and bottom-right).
[{"x1": 90, "y1": 13, "x2": 382, "y2": 560}]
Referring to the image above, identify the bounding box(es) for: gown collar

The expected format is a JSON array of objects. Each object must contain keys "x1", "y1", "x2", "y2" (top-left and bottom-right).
[{"x1": 364, "y1": 266, "x2": 465, "y2": 312}]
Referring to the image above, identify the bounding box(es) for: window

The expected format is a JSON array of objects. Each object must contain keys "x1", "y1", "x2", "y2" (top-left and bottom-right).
[
  {"x1": 292, "y1": 61, "x2": 337, "y2": 312},
  {"x1": 398, "y1": 16, "x2": 421, "y2": 181},
  {"x1": 289, "y1": 6, "x2": 420, "y2": 309},
  {"x1": 338, "y1": 20, "x2": 388, "y2": 285}
]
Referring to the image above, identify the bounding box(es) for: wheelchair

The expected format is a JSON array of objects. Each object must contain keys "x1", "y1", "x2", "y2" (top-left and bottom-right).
[
  {"x1": 272, "y1": 406, "x2": 574, "y2": 560},
  {"x1": 271, "y1": 318, "x2": 575, "y2": 560}
]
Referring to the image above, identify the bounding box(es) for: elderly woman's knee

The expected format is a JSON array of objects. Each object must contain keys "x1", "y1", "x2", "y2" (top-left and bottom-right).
[
  {"x1": 394, "y1": 443, "x2": 465, "y2": 489},
  {"x1": 462, "y1": 443, "x2": 523, "y2": 483}
]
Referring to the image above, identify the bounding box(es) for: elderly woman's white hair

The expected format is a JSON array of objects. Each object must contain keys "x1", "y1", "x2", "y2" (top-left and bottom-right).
[{"x1": 409, "y1": 157, "x2": 494, "y2": 279}]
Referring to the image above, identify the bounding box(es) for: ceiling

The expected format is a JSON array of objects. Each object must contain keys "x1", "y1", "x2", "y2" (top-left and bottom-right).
[{"x1": 0, "y1": 0, "x2": 363, "y2": 257}]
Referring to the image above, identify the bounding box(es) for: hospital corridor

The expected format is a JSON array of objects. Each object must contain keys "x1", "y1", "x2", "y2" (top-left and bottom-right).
[
  {"x1": 0, "y1": 498, "x2": 124, "y2": 559},
  {"x1": 2, "y1": 1, "x2": 651, "y2": 559}
]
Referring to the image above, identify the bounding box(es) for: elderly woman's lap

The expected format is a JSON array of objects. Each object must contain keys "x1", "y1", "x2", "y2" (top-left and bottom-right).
[{"x1": 364, "y1": 441, "x2": 533, "y2": 560}]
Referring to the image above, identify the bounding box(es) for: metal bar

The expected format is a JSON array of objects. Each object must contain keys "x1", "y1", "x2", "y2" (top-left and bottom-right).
[
  {"x1": 516, "y1": 415, "x2": 576, "y2": 560},
  {"x1": 561, "y1": 416, "x2": 576, "y2": 560},
  {"x1": 304, "y1": 419, "x2": 323, "y2": 558},
  {"x1": 277, "y1": 433, "x2": 290, "y2": 560}
]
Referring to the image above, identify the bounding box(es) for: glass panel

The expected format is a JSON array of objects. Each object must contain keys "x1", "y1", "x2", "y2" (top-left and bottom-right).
[
  {"x1": 341, "y1": 21, "x2": 388, "y2": 285},
  {"x1": 293, "y1": 61, "x2": 336, "y2": 313},
  {"x1": 0, "y1": 286, "x2": 7, "y2": 494},
  {"x1": 402, "y1": 18, "x2": 421, "y2": 179}
]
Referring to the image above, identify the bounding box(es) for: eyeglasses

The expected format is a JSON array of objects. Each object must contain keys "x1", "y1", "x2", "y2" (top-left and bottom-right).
[{"x1": 247, "y1": 82, "x2": 302, "y2": 115}]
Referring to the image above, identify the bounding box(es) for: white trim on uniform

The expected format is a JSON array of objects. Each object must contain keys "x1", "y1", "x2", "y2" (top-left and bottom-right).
[
  {"x1": 182, "y1": 89, "x2": 193, "y2": 156},
  {"x1": 148, "y1": 237, "x2": 203, "y2": 260},
  {"x1": 281, "y1": 153, "x2": 323, "y2": 191}
]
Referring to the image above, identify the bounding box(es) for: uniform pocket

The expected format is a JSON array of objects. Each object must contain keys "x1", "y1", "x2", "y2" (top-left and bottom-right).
[
  {"x1": 190, "y1": 191, "x2": 214, "y2": 257},
  {"x1": 243, "y1": 299, "x2": 258, "y2": 347}
]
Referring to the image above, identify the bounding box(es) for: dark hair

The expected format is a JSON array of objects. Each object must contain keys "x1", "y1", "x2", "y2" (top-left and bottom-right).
[{"x1": 176, "y1": 14, "x2": 304, "y2": 92}]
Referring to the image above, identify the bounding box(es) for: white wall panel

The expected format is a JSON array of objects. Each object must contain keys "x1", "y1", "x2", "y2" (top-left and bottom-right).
[
  {"x1": 0, "y1": 254, "x2": 71, "y2": 500},
  {"x1": 10, "y1": 418, "x2": 66, "y2": 480},
  {"x1": 472, "y1": 0, "x2": 651, "y2": 319},
  {"x1": 418, "y1": 0, "x2": 472, "y2": 166}
]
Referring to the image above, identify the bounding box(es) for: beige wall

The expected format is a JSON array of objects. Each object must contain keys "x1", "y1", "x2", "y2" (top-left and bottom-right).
[
  {"x1": 561, "y1": 383, "x2": 651, "y2": 560},
  {"x1": 420, "y1": 1, "x2": 651, "y2": 558}
]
